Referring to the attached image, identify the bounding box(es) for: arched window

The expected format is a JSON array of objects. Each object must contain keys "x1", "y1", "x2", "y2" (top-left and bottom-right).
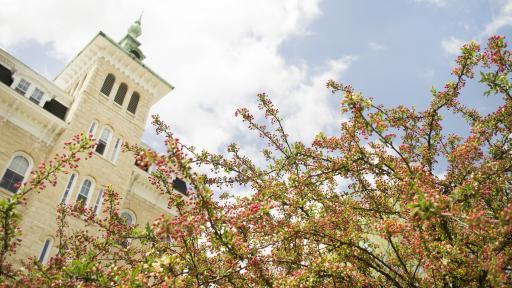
[
  {"x1": 114, "y1": 83, "x2": 128, "y2": 105},
  {"x1": 0, "y1": 154, "x2": 31, "y2": 193},
  {"x1": 76, "y1": 178, "x2": 94, "y2": 206},
  {"x1": 38, "y1": 238, "x2": 53, "y2": 264},
  {"x1": 100, "y1": 74, "x2": 115, "y2": 96},
  {"x1": 109, "y1": 137, "x2": 123, "y2": 163},
  {"x1": 119, "y1": 210, "x2": 136, "y2": 247},
  {"x1": 88, "y1": 120, "x2": 98, "y2": 136},
  {"x1": 93, "y1": 188, "x2": 104, "y2": 216},
  {"x1": 120, "y1": 210, "x2": 136, "y2": 225},
  {"x1": 127, "y1": 92, "x2": 140, "y2": 114},
  {"x1": 60, "y1": 173, "x2": 77, "y2": 204},
  {"x1": 95, "y1": 127, "x2": 112, "y2": 155}
]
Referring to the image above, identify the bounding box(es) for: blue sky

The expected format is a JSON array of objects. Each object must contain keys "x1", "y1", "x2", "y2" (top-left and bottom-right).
[{"x1": 0, "y1": 0, "x2": 511, "y2": 160}]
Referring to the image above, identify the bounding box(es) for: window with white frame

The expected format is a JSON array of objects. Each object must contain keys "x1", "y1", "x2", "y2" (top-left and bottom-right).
[
  {"x1": 0, "y1": 154, "x2": 31, "y2": 193},
  {"x1": 15, "y1": 78, "x2": 31, "y2": 95},
  {"x1": 76, "y1": 178, "x2": 94, "y2": 206},
  {"x1": 93, "y1": 188, "x2": 104, "y2": 215},
  {"x1": 109, "y1": 137, "x2": 123, "y2": 163},
  {"x1": 95, "y1": 127, "x2": 112, "y2": 155},
  {"x1": 29, "y1": 88, "x2": 44, "y2": 104},
  {"x1": 88, "y1": 121, "x2": 98, "y2": 136},
  {"x1": 60, "y1": 173, "x2": 77, "y2": 204},
  {"x1": 119, "y1": 210, "x2": 136, "y2": 247},
  {"x1": 38, "y1": 238, "x2": 52, "y2": 264}
]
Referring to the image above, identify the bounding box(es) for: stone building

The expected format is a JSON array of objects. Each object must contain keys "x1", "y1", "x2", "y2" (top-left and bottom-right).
[{"x1": 0, "y1": 19, "x2": 185, "y2": 263}]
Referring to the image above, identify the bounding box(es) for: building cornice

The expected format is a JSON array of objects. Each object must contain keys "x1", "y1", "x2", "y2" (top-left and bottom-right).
[
  {"x1": 0, "y1": 48, "x2": 73, "y2": 106},
  {"x1": 54, "y1": 32, "x2": 173, "y2": 102},
  {"x1": 0, "y1": 83, "x2": 67, "y2": 145}
]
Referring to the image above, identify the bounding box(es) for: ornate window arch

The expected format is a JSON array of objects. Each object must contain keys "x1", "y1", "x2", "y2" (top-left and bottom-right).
[
  {"x1": 0, "y1": 152, "x2": 33, "y2": 193},
  {"x1": 100, "y1": 73, "x2": 115, "y2": 96}
]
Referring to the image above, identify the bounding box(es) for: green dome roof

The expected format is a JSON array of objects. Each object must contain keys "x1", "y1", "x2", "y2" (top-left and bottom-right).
[{"x1": 128, "y1": 20, "x2": 142, "y2": 38}]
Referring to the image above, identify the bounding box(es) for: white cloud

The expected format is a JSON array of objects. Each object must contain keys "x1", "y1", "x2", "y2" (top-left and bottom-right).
[
  {"x1": 278, "y1": 56, "x2": 356, "y2": 143},
  {"x1": 368, "y1": 42, "x2": 387, "y2": 51},
  {"x1": 483, "y1": 0, "x2": 512, "y2": 35},
  {"x1": 412, "y1": 0, "x2": 448, "y2": 7},
  {"x1": 441, "y1": 36, "x2": 465, "y2": 55},
  {"x1": 0, "y1": 0, "x2": 355, "y2": 154}
]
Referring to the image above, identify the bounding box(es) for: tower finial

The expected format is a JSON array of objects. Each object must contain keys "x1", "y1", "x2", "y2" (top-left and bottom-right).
[
  {"x1": 138, "y1": 10, "x2": 144, "y2": 23},
  {"x1": 128, "y1": 15, "x2": 142, "y2": 38},
  {"x1": 118, "y1": 14, "x2": 146, "y2": 60}
]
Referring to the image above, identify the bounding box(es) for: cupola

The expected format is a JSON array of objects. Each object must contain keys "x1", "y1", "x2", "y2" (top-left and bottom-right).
[{"x1": 118, "y1": 13, "x2": 145, "y2": 61}]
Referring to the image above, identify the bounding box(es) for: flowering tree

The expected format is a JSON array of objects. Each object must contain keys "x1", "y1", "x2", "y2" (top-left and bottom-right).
[{"x1": 1, "y1": 36, "x2": 511, "y2": 287}]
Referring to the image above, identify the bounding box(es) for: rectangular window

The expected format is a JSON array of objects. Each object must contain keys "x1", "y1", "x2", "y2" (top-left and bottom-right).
[
  {"x1": 88, "y1": 121, "x2": 97, "y2": 136},
  {"x1": 0, "y1": 169, "x2": 24, "y2": 193},
  {"x1": 60, "y1": 174, "x2": 76, "y2": 204},
  {"x1": 95, "y1": 129, "x2": 111, "y2": 156},
  {"x1": 15, "y1": 79, "x2": 30, "y2": 95},
  {"x1": 76, "y1": 179, "x2": 92, "y2": 206},
  {"x1": 38, "y1": 239, "x2": 51, "y2": 263},
  {"x1": 93, "y1": 189, "x2": 103, "y2": 215},
  {"x1": 109, "y1": 138, "x2": 122, "y2": 163},
  {"x1": 30, "y1": 88, "x2": 44, "y2": 104}
]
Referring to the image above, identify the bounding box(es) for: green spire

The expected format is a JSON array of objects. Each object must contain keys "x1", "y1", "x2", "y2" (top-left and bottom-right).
[
  {"x1": 119, "y1": 13, "x2": 145, "y2": 61},
  {"x1": 128, "y1": 11, "x2": 143, "y2": 38}
]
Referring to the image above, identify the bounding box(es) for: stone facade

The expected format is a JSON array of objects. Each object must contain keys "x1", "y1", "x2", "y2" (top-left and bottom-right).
[{"x1": 0, "y1": 21, "x2": 182, "y2": 263}]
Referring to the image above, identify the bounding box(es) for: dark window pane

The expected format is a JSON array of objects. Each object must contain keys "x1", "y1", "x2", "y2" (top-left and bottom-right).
[
  {"x1": 60, "y1": 174, "x2": 76, "y2": 204},
  {"x1": 131, "y1": 50, "x2": 141, "y2": 59},
  {"x1": 127, "y1": 92, "x2": 140, "y2": 114},
  {"x1": 134, "y1": 159, "x2": 149, "y2": 172},
  {"x1": 114, "y1": 83, "x2": 128, "y2": 105},
  {"x1": 0, "y1": 64, "x2": 13, "y2": 87},
  {"x1": 0, "y1": 169, "x2": 24, "y2": 193},
  {"x1": 43, "y1": 99, "x2": 68, "y2": 120},
  {"x1": 95, "y1": 140, "x2": 106, "y2": 155},
  {"x1": 173, "y1": 178, "x2": 187, "y2": 195},
  {"x1": 38, "y1": 239, "x2": 51, "y2": 263},
  {"x1": 100, "y1": 74, "x2": 115, "y2": 96},
  {"x1": 76, "y1": 194, "x2": 88, "y2": 205}
]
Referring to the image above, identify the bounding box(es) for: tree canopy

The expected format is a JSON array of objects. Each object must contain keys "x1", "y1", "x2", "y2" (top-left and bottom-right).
[{"x1": 1, "y1": 36, "x2": 512, "y2": 287}]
